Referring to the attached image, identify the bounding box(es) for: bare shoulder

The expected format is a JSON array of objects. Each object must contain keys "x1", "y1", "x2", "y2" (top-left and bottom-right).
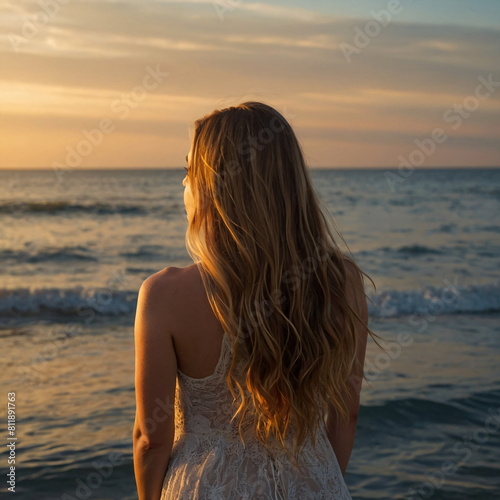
[
  {"x1": 141, "y1": 265, "x2": 178, "y2": 284},
  {"x1": 342, "y1": 254, "x2": 364, "y2": 290},
  {"x1": 140, "y1": 264, "x2": 199, "y2": 293},
  {"x1": 137, "y1": 264, "x2": 201, "y2": 324},
  {"x1": 138, "y1": 267, "x2": 176, "y2": 307},
  {"x1": 342, "y1": 253, "x2": 362, "y2": 280},
  {"x1": 341, "y1": 254, "x2": 368, "y2": 325}
]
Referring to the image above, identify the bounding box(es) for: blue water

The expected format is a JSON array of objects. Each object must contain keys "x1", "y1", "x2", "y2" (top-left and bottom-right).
[{"x1": 1, "y1": 167, "x2": 499, "y2": 499}]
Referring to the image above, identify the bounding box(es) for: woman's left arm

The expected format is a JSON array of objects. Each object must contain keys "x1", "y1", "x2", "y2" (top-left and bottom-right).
[{"x1": 133, "y1": 270, "x2": 178, "y2": 500}]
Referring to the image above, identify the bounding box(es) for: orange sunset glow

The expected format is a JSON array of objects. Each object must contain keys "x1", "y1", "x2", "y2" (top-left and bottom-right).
[{"x1": 1, "y1": 0, "x2": 499, "y2": 169}]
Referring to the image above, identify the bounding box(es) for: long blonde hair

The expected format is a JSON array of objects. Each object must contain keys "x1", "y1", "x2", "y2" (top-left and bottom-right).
[{"x1": 185, "y1": 102, "x2": 379, "y2": 468}]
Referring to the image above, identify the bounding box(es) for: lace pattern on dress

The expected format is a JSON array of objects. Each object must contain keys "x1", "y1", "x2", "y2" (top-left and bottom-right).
[{"x1": 161, "y1": 333, "x2": 352, "y2": 500}]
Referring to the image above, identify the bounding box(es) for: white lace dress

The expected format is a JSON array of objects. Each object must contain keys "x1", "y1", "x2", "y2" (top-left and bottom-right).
[{"x1": 161, "y1": 334, "x2": 352, "y2": 500}]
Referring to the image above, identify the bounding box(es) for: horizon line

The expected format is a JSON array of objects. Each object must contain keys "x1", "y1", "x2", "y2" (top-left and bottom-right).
[{"x1": 1, "y1": 166, "x2": 499, "y2": 171}]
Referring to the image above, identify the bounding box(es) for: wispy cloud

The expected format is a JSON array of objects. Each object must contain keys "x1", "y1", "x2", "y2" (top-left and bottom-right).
[{"x1": 1, "y1": 0, "x2": 499, "y2": 168}]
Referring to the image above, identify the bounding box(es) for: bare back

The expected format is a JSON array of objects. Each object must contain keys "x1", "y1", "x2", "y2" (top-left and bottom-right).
[
  {"x1": 163, "y1": 263, "x2": 225, "y2": 379},
  {"x1": 152, "y1": 262, "x2": 356, "y2": 499}
]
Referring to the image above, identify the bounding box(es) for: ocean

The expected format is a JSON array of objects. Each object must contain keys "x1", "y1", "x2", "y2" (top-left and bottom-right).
[{"x1": 1, "y1": 167, "x2": 499, "y2": 499}]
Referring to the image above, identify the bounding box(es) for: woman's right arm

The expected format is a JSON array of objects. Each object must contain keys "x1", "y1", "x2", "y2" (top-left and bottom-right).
[{"x1": 325, "y1": 258, "x2": 369, "y2": 476}]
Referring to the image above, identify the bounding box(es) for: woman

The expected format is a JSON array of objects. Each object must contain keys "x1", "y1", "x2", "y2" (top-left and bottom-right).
[{"x1": 133, "y1": 102, "x2": 379, "y2": 499}]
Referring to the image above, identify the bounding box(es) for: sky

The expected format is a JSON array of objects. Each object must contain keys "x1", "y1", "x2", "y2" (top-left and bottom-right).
[{"x1": 1, "y1": 0, "x2": 499, "y2": 169}]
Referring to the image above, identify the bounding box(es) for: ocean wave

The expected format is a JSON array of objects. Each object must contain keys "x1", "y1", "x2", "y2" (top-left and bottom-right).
[
  {"x1": 357, "y1": 244, "x2": 445, "y2": 257},
  {"x1": 0, "y1": 200, "x2": 181, "y2": 216},
  {"x1": 395, "y1": 244, "x2": 443, "y2": 255},
  {"x1": 1, "y1": 245, "x2": 173, "y2": 265},
  {"x1": 361, "y1": 396, "x2": 473, "y2": 426},
  {"x1": 0, "y1": 246, "x2": 98, "y2": 264},
  {"x1": 461, "y1": 186, "x2": 500, "y2": 199},
  {"x1": 1, "y1": 280, "x2": 499, "y2": 319},
  {"x1": 368, "y1": 280, "x2": 500, "y2": 317},
  {"x1": 359, "y1": 389, "x2": 500, "y2": 432},
  {"x1": 0, "y1": 286, "x2": 137, "y2": 317}
]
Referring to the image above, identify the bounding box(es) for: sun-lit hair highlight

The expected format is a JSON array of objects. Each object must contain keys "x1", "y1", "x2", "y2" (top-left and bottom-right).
[{"x1": 185, "y1": 101, "x2": 380, "y2": 469}]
